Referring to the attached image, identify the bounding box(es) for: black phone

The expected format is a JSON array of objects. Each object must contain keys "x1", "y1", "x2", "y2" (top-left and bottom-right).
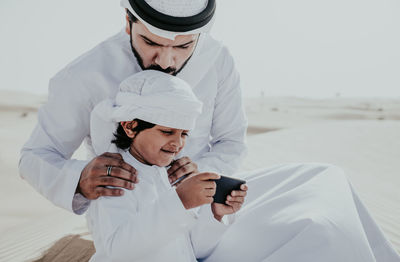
[{"x1": 212, "y1": 175, "x2": 246, "y2": 204}]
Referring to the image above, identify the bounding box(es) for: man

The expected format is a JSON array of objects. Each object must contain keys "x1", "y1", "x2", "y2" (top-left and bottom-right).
[{"x1": 19, "y1": 0, "x2": 247, "y2": 215}]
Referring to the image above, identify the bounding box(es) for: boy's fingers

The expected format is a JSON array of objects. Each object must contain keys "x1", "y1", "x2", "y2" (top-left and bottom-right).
[
  {"x1": 240, "y1": 184, "x2": 248, "y2": 191},
  {"x1": 227, "y1": 196, "x2": 244, "y2": 203},
  {"x1": 204, "y1": 180, "x2": 217, "y2": 189},
  {"x1": 198, "y1": 172, "x2": 220, "y2": 181},
  {"x1": 205, "y1": 187, "x2": 216, "y2": 197},
  {"x1": 206, "y1": 196, "x2": 214, "y2": 204},
  {"x1": 231, "y1": 190, "x2": 247, "y2": 197},
  {"x1": 226, "y1": 201, "x2": 242, "y2": 210}
]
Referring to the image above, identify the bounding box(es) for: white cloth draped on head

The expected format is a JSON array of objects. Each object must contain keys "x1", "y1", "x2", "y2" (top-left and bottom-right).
[
  {"x1": 90, "y1": 70, "x2": 203, "y2": 156},
  {"x1": 120, "y1": 0, "x2": 216, "y2": 40}
]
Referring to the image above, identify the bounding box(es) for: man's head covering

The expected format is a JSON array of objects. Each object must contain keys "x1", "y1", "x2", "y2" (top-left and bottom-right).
[
  {"x1": 90, "y1": 70, "x2": 203, "y2": 155},
  {"x1": 120, "y1": 0, "x2": 216, "y2": 40}
]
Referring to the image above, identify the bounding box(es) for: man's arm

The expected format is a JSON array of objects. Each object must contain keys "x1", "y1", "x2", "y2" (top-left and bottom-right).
[
  {"x1": 194, "y1": 47, "x2": 248, "y2": 175},
  {"x1": 19, "y1": 71, "x2": 92, "y2": 213},
  {"x1": 19, "y1": 70, "x2": 136, "y2": 214}
]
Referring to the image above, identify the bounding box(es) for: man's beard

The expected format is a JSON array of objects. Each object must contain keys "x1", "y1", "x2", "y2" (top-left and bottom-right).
[{"x1": 129, "y1": 33, "x2": 192, "y2": 76}]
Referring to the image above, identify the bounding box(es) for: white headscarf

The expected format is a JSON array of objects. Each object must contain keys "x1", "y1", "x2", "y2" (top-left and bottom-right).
[
  {"x1": 90, "y1": 70, "x2": 203, "y2": 155},
  {"x1": 120, "y1": 0, "x2": 216, "y2": 40}
]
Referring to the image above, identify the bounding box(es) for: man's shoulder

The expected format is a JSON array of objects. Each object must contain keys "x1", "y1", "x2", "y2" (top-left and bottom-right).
[
  {"x1": 52, "y1": 30, "x2": 133, "y2": 83},
  {"x1": 202, "y1": 34, "x2": 235, "y2": 69},
  {"x1": 202, "y1": 34, "x2": 232, "y2": 57},
  {"x1": 202, "y1": 35, "x2": 237, "y2": 85}
]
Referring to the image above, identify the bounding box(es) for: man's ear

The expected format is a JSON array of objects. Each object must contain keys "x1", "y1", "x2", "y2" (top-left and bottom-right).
[
  {"x1": 121, "y1": 121, "x2": 138, "y2": 138},
  {"x1": 125, "y1": 12, "x2": 131, "y2": 35}
]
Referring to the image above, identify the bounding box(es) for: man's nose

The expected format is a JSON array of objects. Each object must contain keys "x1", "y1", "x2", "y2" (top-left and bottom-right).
[{"x1": 155, "y1": 47, "x2": 174, "y2": 69}]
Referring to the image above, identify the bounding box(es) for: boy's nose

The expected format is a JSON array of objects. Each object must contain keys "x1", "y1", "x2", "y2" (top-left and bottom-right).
[{"x1": 170, "y1": 135, "x2": 183, "y2": 147}]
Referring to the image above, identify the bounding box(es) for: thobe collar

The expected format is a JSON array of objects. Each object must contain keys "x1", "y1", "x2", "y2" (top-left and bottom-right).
[{"x1": 120, "y1": 149, "x2": 170, "y2": 187}]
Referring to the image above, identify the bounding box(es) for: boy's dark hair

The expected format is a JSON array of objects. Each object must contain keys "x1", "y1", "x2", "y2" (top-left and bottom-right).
[
  {"x1": 112, "y1": 119, "x2": 155, "y2": 150},
  {"x1": 126, "y1": 9, "x2": 139, "y2": 24}
]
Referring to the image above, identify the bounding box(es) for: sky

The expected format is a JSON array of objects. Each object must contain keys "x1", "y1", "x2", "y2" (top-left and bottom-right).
[{"x1": 0, "y1": 0, "x2": 399, "y2": 98}]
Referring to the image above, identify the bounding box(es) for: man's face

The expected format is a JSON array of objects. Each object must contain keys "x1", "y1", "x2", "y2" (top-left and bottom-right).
[{"x1": 125, "y1": 16, "x2": 199, "y2": 75}]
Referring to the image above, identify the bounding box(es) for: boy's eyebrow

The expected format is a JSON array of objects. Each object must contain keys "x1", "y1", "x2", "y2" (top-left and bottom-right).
[{"x1": 140, "y1": 35, "x2": 195, "y2": 47}]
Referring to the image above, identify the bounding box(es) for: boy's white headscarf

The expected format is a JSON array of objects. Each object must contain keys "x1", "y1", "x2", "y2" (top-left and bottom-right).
[{"x1": 90, "y1": 70, "x2": 203, "y2": 155}]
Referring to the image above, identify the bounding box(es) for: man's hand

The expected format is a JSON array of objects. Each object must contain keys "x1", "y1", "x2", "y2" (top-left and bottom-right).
[
  {"x1": 167, "y1": 156, "x2": 198, "y2": 185},
  {"x1": 77, "y1": 152, "x2": 138, "y2": 199},
  {"x1": 211, "y1": 184, "x2": 248, "y2": 221},
  {"x1": 175, "y1": 172, "x2": 220, "y2": 209}
]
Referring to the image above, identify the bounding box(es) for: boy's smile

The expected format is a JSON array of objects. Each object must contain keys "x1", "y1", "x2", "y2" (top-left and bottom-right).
[{"x1": 122, "y1": 121, "x2": 189, "y2": 167}]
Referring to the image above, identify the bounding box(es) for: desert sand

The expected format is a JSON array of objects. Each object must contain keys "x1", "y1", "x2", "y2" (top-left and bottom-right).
[{"x1": 0, "y1": 91, "x2": 399, "y2": 261}]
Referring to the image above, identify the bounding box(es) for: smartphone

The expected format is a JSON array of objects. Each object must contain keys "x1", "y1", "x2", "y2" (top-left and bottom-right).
[{"x1": 212, "y1": 175, "x2": 246, "y2": 204}]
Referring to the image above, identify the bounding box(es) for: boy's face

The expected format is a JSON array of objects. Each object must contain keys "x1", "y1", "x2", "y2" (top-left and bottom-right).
[{"x1": 122, "y1": 121, "x2": 189, "y2": 166}]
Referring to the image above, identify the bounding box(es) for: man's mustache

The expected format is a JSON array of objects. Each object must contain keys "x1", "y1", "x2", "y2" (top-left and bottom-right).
[{"x1": 145, "y1": 64, "x2": 177, "y2": 75}]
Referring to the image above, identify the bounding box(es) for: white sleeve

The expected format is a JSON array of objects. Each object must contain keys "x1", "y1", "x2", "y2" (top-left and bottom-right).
[
  {"x1": 89, "y1": 188, "x2": 197, "y2": 261},
  {"x1": 18, "y1": 70, "x2": 92, "y2": 214},
  {"x1": 194, "y1": 48, "x2": 248, "y2": 175},
  {"x1": 190, "y1": 205, "x2": 233, "y2": 259}
]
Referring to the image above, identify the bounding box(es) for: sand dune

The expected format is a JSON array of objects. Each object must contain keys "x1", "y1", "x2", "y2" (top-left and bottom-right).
[{"x1": 0, "y1": 91, "x2": 399, "y2": 261}]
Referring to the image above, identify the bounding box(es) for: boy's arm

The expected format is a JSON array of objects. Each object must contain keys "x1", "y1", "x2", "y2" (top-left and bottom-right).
[
  {"x1": 189, "y1": 204, "x2": 234, "y2": 259},
  {"x1": 89, "y1": 188, "x2": 196, "y2": 261}
]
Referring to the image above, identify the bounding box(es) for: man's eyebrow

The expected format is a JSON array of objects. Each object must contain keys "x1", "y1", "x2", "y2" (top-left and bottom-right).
[
  {"x1": 174, "y1": 40, "x2": 195, "y2": 48},
  {"x1": 140, "y1": 35, "x2": 162, "y2": 46},
  {"x1": 140, "y1": 35, "x2": 194, "y2": 47}
]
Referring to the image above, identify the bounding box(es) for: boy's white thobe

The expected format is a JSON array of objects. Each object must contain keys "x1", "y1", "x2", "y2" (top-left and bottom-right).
[{"x1": 87, "y1": 150, "x2": 230, "y2": 262}]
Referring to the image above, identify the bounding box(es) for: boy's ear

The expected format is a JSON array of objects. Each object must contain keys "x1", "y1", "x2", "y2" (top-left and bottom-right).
[{"x1": 121, "y1": 121, "x2": 138, "y2": 138}]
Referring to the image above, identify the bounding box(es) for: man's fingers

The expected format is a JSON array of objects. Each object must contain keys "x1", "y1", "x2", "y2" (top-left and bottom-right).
[
  {"x1": 167, "y1": 157, "x2": 191, "y2": 175},
  {"x1": 197, "y1": 172, "x2": 220, "y2": 181},
  {"x1": 96, "y1": 187, "x2": 124, "y2": 197},
  {"x1": 95, "y1": 176, "x2": 135, "y2": 190},
  {"x1": 102, "y1": 166, "x2": 138, "y2": 183},
  {"x1": 168, "y1": 163, "x2": 196, "y2": 182},
  {"x1": 99, "y1": 157, "x2": 137, "y2": 178},
  {"x1": 102, "y1": 152, "x2": 123, "y2": 160}
]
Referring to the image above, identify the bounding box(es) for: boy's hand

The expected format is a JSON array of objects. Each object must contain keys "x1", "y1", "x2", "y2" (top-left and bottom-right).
[
  {"x1": 211, "y1": 184, "x2": 248, "y2": 221},
  {"x1": 176, "y1": 172, "x2": 220, "y2": 209}
]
